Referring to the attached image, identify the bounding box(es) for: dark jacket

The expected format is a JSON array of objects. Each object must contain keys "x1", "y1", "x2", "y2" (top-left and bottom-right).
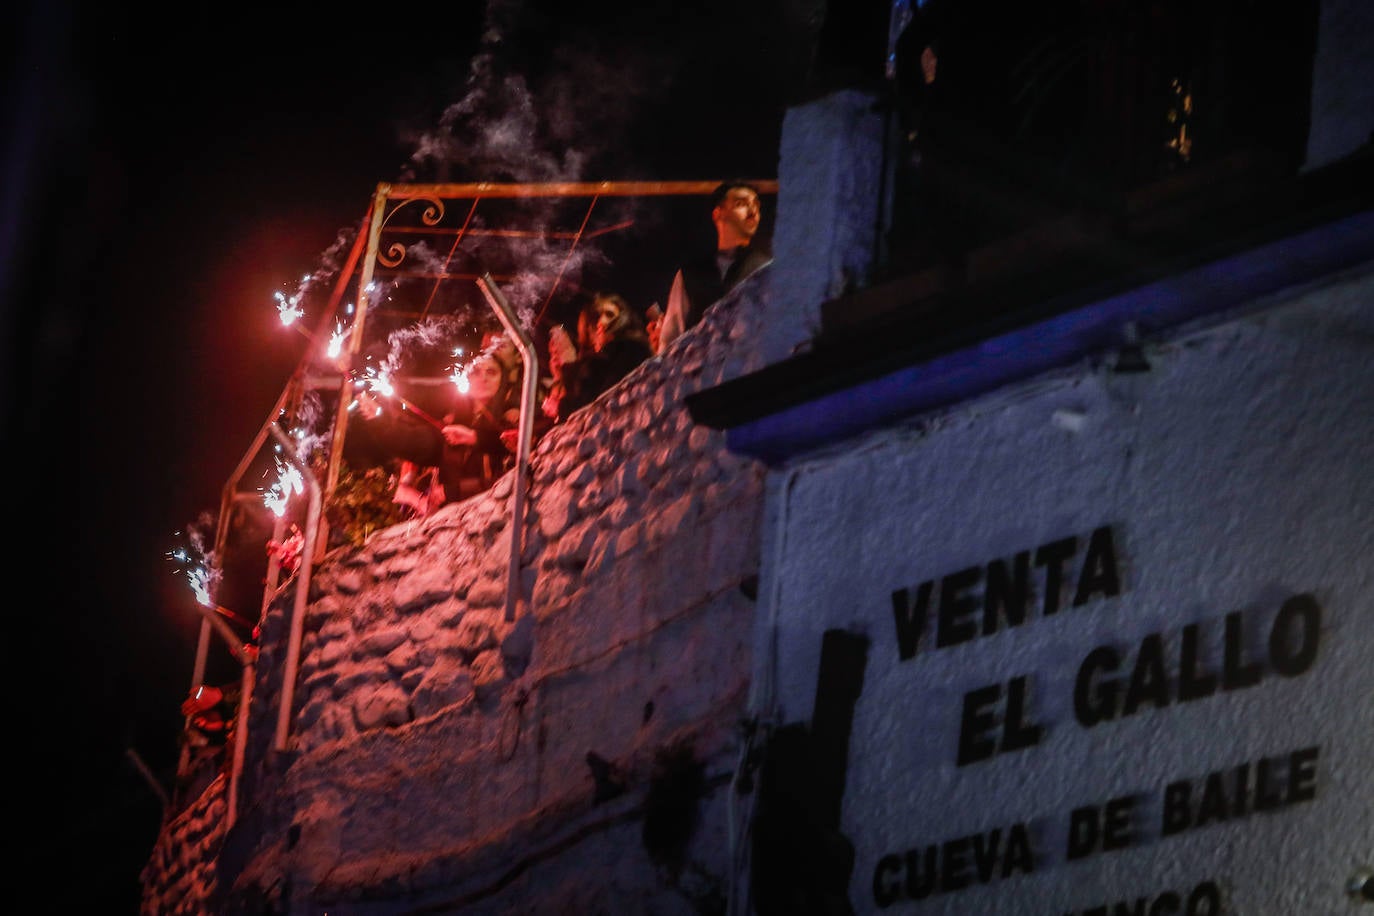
[
  {"x1": 557, "y1": 333, "x2": 653, "y2": 420},
  {"x1": 437, "y1": 395, "x2": 515, "y2": 503},
  {"x1": 678, "y1": 240, "x2": 772, "y2": 332}
]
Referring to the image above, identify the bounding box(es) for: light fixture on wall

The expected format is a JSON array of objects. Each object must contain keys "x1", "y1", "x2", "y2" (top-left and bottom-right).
[{"x1": 1113, "y1": 321, "x2": 1151, "y2": 373}]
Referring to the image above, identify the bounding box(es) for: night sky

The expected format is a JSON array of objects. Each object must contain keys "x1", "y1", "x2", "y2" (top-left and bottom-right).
[{"x1": 11, "y1": 1, "x2": 817, "y2": 909}]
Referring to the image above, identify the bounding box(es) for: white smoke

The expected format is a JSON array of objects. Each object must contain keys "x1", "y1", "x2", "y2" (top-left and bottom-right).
[{"x1": 179, "y1": 0, "x2": 802, "y2": 564}]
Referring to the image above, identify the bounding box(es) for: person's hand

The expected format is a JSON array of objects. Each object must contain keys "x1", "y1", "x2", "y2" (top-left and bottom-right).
[
  {"x1": 499, "y1": 429, "x2": 519, "y2": 452},
  {"x1": 442, "y1": 424, "x2": 477, "y2": 446},
  {"x1": 542, "y1": 393, "x2": 561, "y2": 420},
  {"x1": 645, "y1": 304, "x2": 663, "y2": 353},
  {"x1": 191, "y1": 711, "x2": 227, "y2": 734},
  {"x1": 181, "y1": 685, "x2": 223, "y2": 716},
  {"x1": 549, "y1": 325, "x2": 577, "y2": 365}
]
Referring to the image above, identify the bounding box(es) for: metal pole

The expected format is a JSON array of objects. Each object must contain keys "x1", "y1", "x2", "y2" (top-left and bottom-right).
[
  {"x1": 179, "y1": 602, "x2": 253, "y2": 816},
  {"x1": 226, "y1": 654, "x2": 254, "y2": 828},
  {"x1": 268, "y1": 424, "x2": 323, "y2": 752},
  {"x1": 476, "y1": 274, "x2": 538, "y2": 622},
  {"x1": 125, "y1": 748, "x2": 171, "y2": 814},
  {"x1": 322, "y1": 184, "x2": 390, "y2": 510},
  {"x1": 384, "y1": 179, "x2": 778, "y2": 200}
]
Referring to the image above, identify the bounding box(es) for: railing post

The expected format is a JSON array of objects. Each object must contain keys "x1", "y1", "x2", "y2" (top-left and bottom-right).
[
  {"x1": 267, "y1": 424, "x2": 322, "y2": 752},
  {"x1": 476, "y1": 274, "x2": 539, "y2": 622}
]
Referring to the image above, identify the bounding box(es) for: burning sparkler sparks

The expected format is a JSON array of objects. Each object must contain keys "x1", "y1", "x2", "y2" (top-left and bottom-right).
[
  {"x1": 361, "y1": 367, "x2": 395, "y2": 399},
  {"x1": 449, "y1": 346, "x2": 470, "y2": 393},
  {"x1": 263, "y1": 453, "x2": 305, "y2": 517},
  {"x1": 167, "y1": 523, "x2": 219, "y2": 608},
  {"x1": 326, "y1": 320, "x2": 352, "y2": 359},
  {"x1": 352, "y1": 368, "x2": 448, "y2": 430},
  {"x1": 275, "y1": 289, "x2": 305, "y2": 327}
]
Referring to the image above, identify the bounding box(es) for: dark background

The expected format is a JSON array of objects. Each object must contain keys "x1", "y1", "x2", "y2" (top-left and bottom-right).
[{"x1": 8, "y1": 1, "x2": 824, "y2": 909}]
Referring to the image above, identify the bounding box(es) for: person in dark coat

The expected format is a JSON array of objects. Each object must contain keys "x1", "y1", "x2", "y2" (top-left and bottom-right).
[
  {"x1": 546, "y1": 292, "x2": 653, "y2": 422},
  {"x1": 655, "y1": 181, "x2": 772, "y2": 353},
  {"x1": 436, "y1": 346, "x2": 519, "y2": 504}
]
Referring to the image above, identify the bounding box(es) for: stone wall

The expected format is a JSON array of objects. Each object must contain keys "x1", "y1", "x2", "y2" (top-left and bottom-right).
[
  {"x1": 140, "y1": 774, "x2": 229, "y2": 916},
  {"x1": 141, "y1": 272, "x2": 772, "y2": 915}
]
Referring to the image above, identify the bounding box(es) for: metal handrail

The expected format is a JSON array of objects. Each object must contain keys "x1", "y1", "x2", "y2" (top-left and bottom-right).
[
  {"x1": 476, "y1": 274, "x2": 539, "y2": 622},
  {"x1": 268, "y1": 424, "x2": 322, "y2": 754}
]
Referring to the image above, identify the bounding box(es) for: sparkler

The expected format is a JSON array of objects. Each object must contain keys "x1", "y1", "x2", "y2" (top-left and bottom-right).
[
  {"x1": 449, "y1": 353, "x2": 470, "y2": 394},
  {"x1": 353, "y1": 369, "x2": 449, "y2": 432},
  {"x1": 326, "y1": 320, "x2": 351, "y2": 360},
  {"x1": 167, "y1": 541, "x2": 217, "y2": 607},
  {"x1": 263, "y1": 453, "x2": 305, "y2": 517},
  {"x1": 274, "y1": 289, "x2": 305, "y2": 327},
  {"x1": 186, "y1": 562, "x2": 212, "y2": 606}
]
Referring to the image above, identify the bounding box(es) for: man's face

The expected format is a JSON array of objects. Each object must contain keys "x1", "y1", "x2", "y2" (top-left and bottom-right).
[{"x1": 713, "y1": 187, "x2": 760, "y2": 247}]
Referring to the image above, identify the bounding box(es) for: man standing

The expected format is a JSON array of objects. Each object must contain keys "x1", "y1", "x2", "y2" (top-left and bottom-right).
[{"x1": 655, "y1": 180, "x2": 772, "y2": 354}]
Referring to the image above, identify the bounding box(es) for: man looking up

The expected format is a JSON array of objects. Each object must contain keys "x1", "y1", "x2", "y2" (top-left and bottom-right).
[{"x1": 655, "y1": 180, "x2": 772, "y2": 354}]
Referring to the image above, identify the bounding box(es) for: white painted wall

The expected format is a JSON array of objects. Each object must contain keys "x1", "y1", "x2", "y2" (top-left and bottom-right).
[
  {"x1": 755, "y1": 279, "x2": 1374, "y2": 914},
  {"x1": 763, "y1": 89, "x2": 888, "y2": 368},
  {"x1": 1306, "y1": 0, "x2": 1374, "y2": 171}
]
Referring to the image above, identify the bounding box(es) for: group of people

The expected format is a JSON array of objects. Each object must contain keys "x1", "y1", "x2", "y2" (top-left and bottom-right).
[
  {"x1": 342, "y1": 179, "x2": 772, "y2": 519},
  {"x1": 542, "y1": 290, "x2": 654, "y2": 423},
  {"x1": 182, "y1": 180, "x2": 772, "y2": 779},
  {"x1": 344, "y1": 334, "x2": 524, "y2": 518}
]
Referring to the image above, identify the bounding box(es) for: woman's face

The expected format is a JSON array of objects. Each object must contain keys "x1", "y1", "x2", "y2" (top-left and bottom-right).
[
  {"x1": 592, "y1": 299, "x2": 621, "y2": 351},
  {"x1": 467, "y1": 355, "x2": 503, "y2": 402}
]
